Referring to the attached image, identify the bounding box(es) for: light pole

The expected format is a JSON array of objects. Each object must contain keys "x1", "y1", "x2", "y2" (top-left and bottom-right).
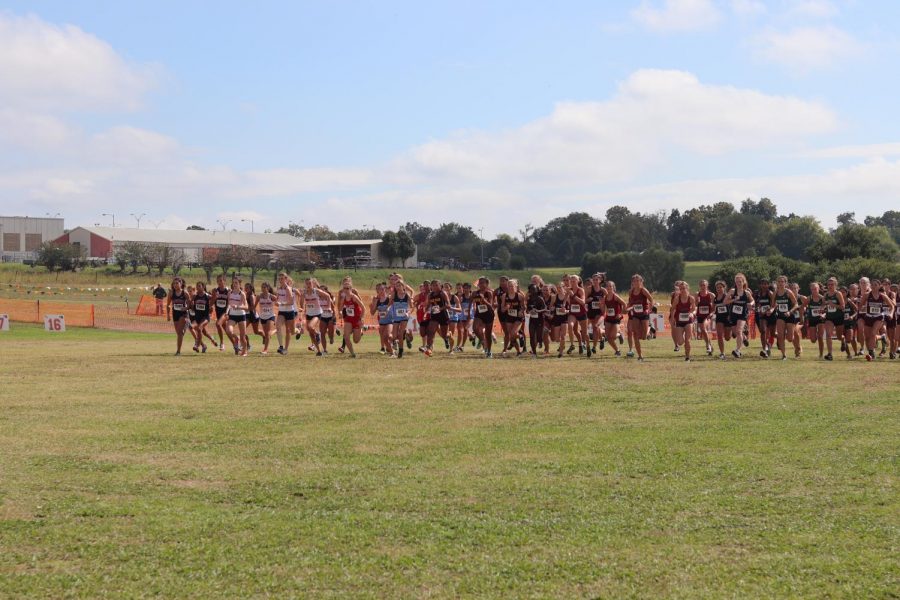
[
  {"x1": 130, "y1": 213, "x2": 147, "y2": 228},
  {"x1": 478, "y1": 227, "x2": 485, "y2": 266},
  {"x1": 46, "y1": 212, "x2": 61, "y2": 218},
  {"x1": 102, "y1": 213, "x2": 116, "y2": 227},
  {"x1": 216, "y1": 219, "x2": 231, "y2": 231},
  {"x1": 148, "y1": 219, "x2": 164, "y2": 229},
  {"x1": 241, "y1": 218, "x2": 254, "y2": 233}
]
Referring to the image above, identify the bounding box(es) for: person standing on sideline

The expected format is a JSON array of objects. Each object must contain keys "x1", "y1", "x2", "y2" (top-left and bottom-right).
[{"x1": 153, "y1": 282, "x2": 167, "y2": 316}]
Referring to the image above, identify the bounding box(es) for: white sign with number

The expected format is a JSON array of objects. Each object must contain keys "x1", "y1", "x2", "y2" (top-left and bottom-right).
[
  {"x1": 44, "y1": 314, "x2": 66, "y2": 332},
  {"x1": 0, "y1": 314, "x2": 8, "y2": 331}
]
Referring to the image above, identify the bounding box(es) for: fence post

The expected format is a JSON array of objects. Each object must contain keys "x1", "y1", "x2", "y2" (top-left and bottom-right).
[
  {"x1": 36, "y1": 299, "x2": 40, "y2": 322},
  {"x1": 91, "y1": 304, "x2": 96, "y2": 328}
]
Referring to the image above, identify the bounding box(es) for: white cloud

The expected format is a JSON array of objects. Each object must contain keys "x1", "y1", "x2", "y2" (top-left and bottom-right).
[
  {"x1": 788, "y1": 0, "x2": 839, "y2": 19},
  {"x1": 730, "y1": 0, "x2": 767, "y2": 17},
  {"x1": 631, "y1": 0, "x2": 722, "y2": 32},
  {"x1": 754, "y1": 26, "x2": 865, "y2": 71},
  {"x1": 800, "y1": 142, "x2": 900, "y2": 159},
  {"x1": 0, "y1": 109, "x2": 75, "y2": 151},
  {"x1": 394, "y1": 69, "x2": 836, "y2": 188},
  {"x1": 0, "y1": 13, "x2": 159, "y2": 112}
]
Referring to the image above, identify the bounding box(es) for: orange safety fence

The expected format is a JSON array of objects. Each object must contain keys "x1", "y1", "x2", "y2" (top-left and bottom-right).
[{"x1": 0, "y1": 295, "x2": 758, "y2": 340}]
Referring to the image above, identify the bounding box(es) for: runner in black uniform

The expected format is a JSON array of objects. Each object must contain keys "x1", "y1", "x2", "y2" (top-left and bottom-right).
[
  {"x1": 166, "y1": 278, "x2": 190, "y2": 355},
  {"x1": 713, "y1": 280, "x2": 731, "y2": 360},
  {"x1": 472, "y1": 277, "x2": 495, "y2": 358},
  {"x1": 822, "y1": 277, "x2": 845, "y2": 361},
  {"x1": 772, "y1": 276, "x2": 799, "y2": 360},
  {"x1": 755, "y1": 279, "x2": 775, "y2": 358},
  {"x1": 211, "y1": 274, "x2": 230, "y2": 351}
]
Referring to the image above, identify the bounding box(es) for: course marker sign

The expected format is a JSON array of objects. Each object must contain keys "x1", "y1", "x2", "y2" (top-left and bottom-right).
[
  {"x1": 0, "y1": 314, "x2": 8, "y2": 331},
  {"x1": 44, "y1": 314, "x2": 66, "y2": 332}
]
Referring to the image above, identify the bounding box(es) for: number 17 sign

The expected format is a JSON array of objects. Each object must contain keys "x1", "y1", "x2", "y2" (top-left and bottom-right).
[{"x1": 44, "y1": 314, "x2": 66, "y2": 332}]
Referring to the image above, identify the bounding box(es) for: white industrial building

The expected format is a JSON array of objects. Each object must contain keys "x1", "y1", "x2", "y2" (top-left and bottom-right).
[
  {"x1": 0, "y1": 216, "x2": 66, "y2": 263},
  {"x1": 52, "y1": 227, "x2": 417, "y2": 268}
]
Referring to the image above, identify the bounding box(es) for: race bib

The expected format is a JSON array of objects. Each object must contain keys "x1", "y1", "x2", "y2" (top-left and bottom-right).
[
  {"x1": 477, "y1": 304, "x2": 488, "y2": 313},
  {"x1": 698, "y1": 306, "x2": 709, "y2": 315},
  {"x1": 173, "y1": 302, "x2": 185, "y2": 311},
  {"x1": 378, "y1": 310, "x2": 388, "y2": 319},
  {"x1": 732, "y1": 305, "x2": 743, "y2": 315},
  {"x1": 570, "y1": 305, "x2": 580, "y2": 313},
  {"x1": 395, "y1": 308, "x2": 407, "y2": 317},
  {"x1": 322, "y1": 310, "x2": 333, "y2": 318},
  {"x1": 868, "y1": 305, "x2": 881, "y2": 315},
  {"x1": 259, "y1": 306, "x2": 274, "y2": 318},
  {"x1": 345, "y1": 306, "x2": 355, "y2": 317},
  {"x1": 529, "y1": 310, "x2": 539, "y2": 318},
  {"x1": 607, "y1": 308, "x2": 616, "y2": 317},
  {"x1": 431, "y1": 305, "x2": 441, "y2": 314},
  {"x1": 195, "y1": 301, "x2": 206, "y2": 311},
  {"x1": 716, "y1": 305, "x2": 727, "y2": 314},
  {"x1": 591, "y1": 301, "x2": 601, "y2": 309},
  {"x1": 826, "y1": 306, "x2": 836, "y2": 313},
  {"x1": 679, "y1": 312, "x2": 691, "y2": 322},
  {"x1": 508, "y1": 309, "x2": 518, "y2": 317},
  {"x1": 216, "y1": 299, "x2": 227, "y2": 308},
  {"x1": 555, "y1": 307, "x2": 567, "y2": 316},
  {"x1": 632, "y1": 305, "x2": 644, "y2": 314},
  {"x1": 777, "y1": 303, "x2": 788, "y2": 312}
]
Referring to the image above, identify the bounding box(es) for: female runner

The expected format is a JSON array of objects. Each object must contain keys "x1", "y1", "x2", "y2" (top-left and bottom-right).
[
  {"x1": 275, "y1": 273, "x2": 301, "y2": 355},
  {"x1": 254, "y1": 282, "x2": 277, "y2": 355},
  {"x1": 471, "y1": 277, "x2": 495, "y2": 358},
  {"x1": 371, "y1": 282, "x2": 395, "y2": 358},
  {"x1": 695, "y1": 280, "x2": 714, "y2": 356},
  {"x1": 494, "y1": 276, "x2": 511, "y2": 354},
  {"x1": 301, "y1": 278, "x2": 331, "y2": 354},
  {"x1": 755, "y1": 278, "x2": 775, "y2": 358},
  {"x1": 601, "y1": 280, "x2": 625, "y2": 357},
  {"x1": 567, "y1": 275, "x2": 589, "y2": 356},
  {"x1": 423, "y1": 279, "x2": 451, "y2": 357},
  {"x1": 859, "y1": 277, "x2": 895, "y2": 361},
  {"x1": 211, "y1": 274, "x2": 230, "y2": 351},
  {"x1": 244, "y1": 282, "x2": 259, "y2": 351},
  {"x1": 190, "y1": 282, "x2": 217, "y2": 352},
  {"x1": 789, "y1": 282, "x2": 806, "y2": 358},
  {"x1": 842, "y1": 283, "x2": 859, "y2": 358},
  {"x1": 772, "y1": 276, "x2": 800, "y2": 360},
  {"x1": 806, "y1": 282, "x2": 827, "y2": 359},
  {"x1": 548, "y1": 284, "x2": 569, "y2": 358},
  {"x1": 672, "y1": 281, "x2": 697, "y2": 361},
  {"x1": 500, "y1": 279, "x2": 526, "y2": 357},
  {"x1": 586, "y1": 273, "x2": 606, "y2": 355},
  {"x1": 388, "y1": 277, "x2": 413, "y2": 358},
  {"x1": 443, "y1": 282, "x2": 459, "y2": 352},
  {"x1": 455, "y1": 283, "x2": 472, "y2": 352},
  {"x1": 226, "y1": 277, "x2": 249, "y2": 356},
  {"x1": 725, "y1": 273, "x2": 754, "y2": 359},
  {"x1": 338, "y1": 277, "x2": 366, "y2": 358},
  {"x1": 822, "y1": 278, "x2": 845, "y2": 361},
  {"x1": 318, "y1": 285, "x2": 336, "y2": 354},
  {"x1": 713, "y1": 280, "x2": 731, "y2": 360},
  {"x1": 526, "y1": 283, "x2": 549, "y2": 357},
  {"x1": 166, "y1": 277, "x2": 190, "y2": 355},
  {"x1": 626, "y1": 274, "x2": 652, "y2": 361}
]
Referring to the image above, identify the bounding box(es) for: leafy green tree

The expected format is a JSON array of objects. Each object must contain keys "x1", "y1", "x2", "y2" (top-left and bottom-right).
[
  {"x1": 380, "y1": 231, "x2": 400, "y2": 267},
  {"x1": 396, "y1": 230, "x2": 417, "y2": 266},
  {"x1": 771, "y1": 216, "x2": 827, "y2": 261},
  {"x1": 581, "y1": 249, "x2": 683, "y2": 291},
  {"x1": 533, "y1": 212, "x2": 604, "y2": 265}
]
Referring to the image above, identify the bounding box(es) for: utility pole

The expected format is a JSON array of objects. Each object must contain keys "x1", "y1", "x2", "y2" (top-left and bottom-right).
[
  {"x1": 102, "y1": 213, "x2": 116, "y2": 227},
  {"x1": 241, "y1": 219, "x2": 254, "y2": 233},
  {"x1": 478, "y1": 227, "x2": 485, "y2": 266},
  {"x1": 131, "y1": 213, "x2": 146, "y2": 228}
]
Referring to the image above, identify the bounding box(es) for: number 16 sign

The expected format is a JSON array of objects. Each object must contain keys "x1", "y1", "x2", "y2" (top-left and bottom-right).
[{"x1": 44, "y1": 314, "x2": 66, "y2": 332}]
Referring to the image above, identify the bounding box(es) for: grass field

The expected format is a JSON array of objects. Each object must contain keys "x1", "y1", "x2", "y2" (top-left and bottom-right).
[{"x1": 1, "y1": 325, "x2": 896, "y2": 597}]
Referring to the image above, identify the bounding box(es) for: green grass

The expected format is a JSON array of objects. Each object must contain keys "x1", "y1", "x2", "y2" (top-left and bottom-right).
[
  {"x1": 0, "y1": 325, "x2": 896, "y2": 597},
  {"x1": 682, "y1": 261, "x2": 722, "y2": 285}
]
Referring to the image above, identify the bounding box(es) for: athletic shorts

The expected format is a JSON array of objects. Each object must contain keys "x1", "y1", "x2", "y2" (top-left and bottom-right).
[
  {"x1": 214, "y1": 306, "x2": 228, "y2": 319},
  {"x1": 228, "y1": 314, "x2": 246, "y2": 323},
  {"x1": 247, "y1": 313, "x2": 258, "y2": 324},
  {"x1": 259, "y1": 316, "x2": 275, "y2": 323},
  {"x1": 551, "y1": 315, "x2": 567, "y2": 328},
  {"x1": 320, "y1": 315, "x2": 334, "y2": 324},
  {"x1": 776, "y1": 314, "x2": 799, "y2": 325},
  {"x1": 675, "y1": 318, "x2": 694, "y2": 328},
  {"x1": 756, "y1": 313, "x2": 776, "y2": 326},
  {"x1": 605, "y1": 317, "x2": 621, "y2": 325},
  {"x1": 305, "y1": 313, "x2": 322, "y2": 322},
  {"x1": 886, "y1": 317, "x2": 897, "y2": 328},
  {"x1": 474, "y1": 312, "x2": 494, "y2": 326},
  {"x1": 587, "y1": 309, "x2": 602, "y2": 320},
  {"x1": 630, "y1": 313, "x2": 649, "y2": 322},
  {"x1": 172, "y1": 310, "x2": 187, "y2": 322},
  {"x1": 807, "y1": 317, "x2": 824, "y2": 328},
  {"x1": 418, "y1": 320, "x2": 429, "y2": 330},
  {"x1": 429, "y1": 312, "x2": 449, "y2": 326},
  {"x1": 844, "y1": 317, "x2": 856, "y2": 329},
  {"x1": 192, "y1": 312, "x2": 210, "y2": 324},
  {"x1": 862, "y1": 315, "x2": 884, "y2": 327},
  {"x1": 571, "y1": 313, "x2": 587, "y2": 322},
  {"x1": 278, "y1": 310, "x2": 297, "y2": 321},
  {"x1": 825, "y1": 312, "x2": 844, "y2": 326},
  {"x1": 345, "y1": 316, "x2": 363, "y2": 330}
]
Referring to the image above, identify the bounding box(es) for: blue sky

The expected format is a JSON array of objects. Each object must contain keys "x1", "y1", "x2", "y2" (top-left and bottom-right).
[{"x1": 1, "y1": 0, "x2": 899, "y2": 235}]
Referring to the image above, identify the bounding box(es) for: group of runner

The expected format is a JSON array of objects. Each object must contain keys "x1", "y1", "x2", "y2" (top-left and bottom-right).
[{"x1": 165, "y1": 271, "x2": 899, "y2": 362}]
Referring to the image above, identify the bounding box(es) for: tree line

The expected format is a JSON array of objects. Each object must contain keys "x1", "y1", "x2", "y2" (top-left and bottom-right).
[{"x1": 276, "y1": 201, "x2": 899, "y2": 269}]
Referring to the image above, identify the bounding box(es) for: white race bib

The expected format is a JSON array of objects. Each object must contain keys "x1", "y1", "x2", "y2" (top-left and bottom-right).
[
  {"x1": 195, "y1": 301, "x2": 206, "y2": 311},
  {"x1": 395, "y1": 308, "x2": 407, "y2": 317},
  {"x1": 570, "y1": 305, "x2": 580, "y2": 313},
  {"x1": 477, "y1": 304, "x2": 488, "y2": 313},
  {"x1": 732, "y1": 305, "x2": 743, "y2": 315},
  {"x1": 777, "y1": 303, "x2": 788, "y2": 312},
  {"x1": 868, "y1": 305, "x2": 881, "y2": 315},
  {"x1": 591, "y1": 301, "x2": 601, "y2": 309},
  {"x1": 508, "y1": 309, "x2": 518, "y2": 317},
  {"x1": 259, "y1": 305, "x2": 274, "y2": 319},
  {"x1": 345, "y1": 306, "x2": 355, "y2": 317},
  {"x1": 679, "y1": 312, "x2": 691, "y2": 321},
  {"x1": 716, "y1": 305, "x2": 727, "y2": 314},
  {"x1": 431, "y1": 305, "x2": 440, "y2": 314},
  {"x1": 607, "y1": 308, "x2": 616, "y2": 317},
  {"x1": 826, "y1": 306, "x2": 836, "y2": 313},
  {"x1": 173, "y1": 302, "x2": 185, "y2": 311},
  {"x1": 632, "y1": 305, "x2": 644, "y2": 314},
  {"x1": 555, "y1": 307, "x2": 567, "y2": 316},
  {"x1": 529, "y1": 310, "x2": 539, "y2": 318},
  {"x1": 698, "y1": 306, "x2": 709, "y2": 315}
]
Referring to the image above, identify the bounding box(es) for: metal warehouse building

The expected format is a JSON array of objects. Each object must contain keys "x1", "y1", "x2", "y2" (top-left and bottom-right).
[
  {"x1": 54, "y1": 227, "x2": 303, "y2": 262},
  {"x1": 0, "y1": 216, "x2": 66, "y2": 263}
]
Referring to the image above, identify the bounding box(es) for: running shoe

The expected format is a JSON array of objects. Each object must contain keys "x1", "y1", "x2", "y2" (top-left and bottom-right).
[
  {"x1": 406, "y1": 338, "x2": 412, "y2": 350},
  {"x1": 201, "y1": 344, "x2": 207, "y2": 353},
  {"x1": 219, "y1": 344, "x2": 225, "y2": 351},
  {"x1": 684, "y1": 357, "x2": 691, "y2": 362},
  {"x1": 626, "y1": 350, "x2": 635, "y2": 358},
  {"x1": 567, "y1": 344, "x2": 575, "y2": 355},
  {"x1": 637, "y1": 357, "x2": 644, "y2": 362},
  {"x1": 192, "y1": 345, "x2": 200, "y2": 353},
  {"x1": 759, "y1": 350, "x2": 768, "y2": 358},
  {"x1": 618, "y1": 333, "x2": 624, "y2": 344},
  {"x1": 476, "y1": 339, "x2": 482, "y2": 349},
  {"x1": 175, "y1": 351, "x2": 181, "y2": 356},
  {"x1": 261, "y1": 350, "x2": 268, "y2": 356},
  {"x1": 743, "y1": 337, "x2": 749, "y2": 347},
  {"x1": 444, "y1": 338, "x2": 450, "y2": 350},
  {"x1": 865, "y1": 352, "x2": 873, "y2": 362},
  {"x1": 557, "y1": 351, "x2": 563, "y2": 358},
  {"x1": 308, "y1": 344, "x2": 317, "y2": 352},
  {"x1": 350, "y1": 351, "x2": 356, "y2": 358},
  {"x1": 614, "y1": 350, "x2": 622, "y2": 357},
  {"x1": 579, "y1": 344, "x2": 585, "y2": 355},
  {"x1": 586, "y1": 346, "x2": 593, "y2": 358},
  {"x1": 424, "y1": 348, "x2": 433, "y2": 357},
  {"x1": 732, "y1": 350, "x2": 742, "y2": 358},
  {"x1": 295, "y1": 333, "x2": 302, "y2": 341},
  {"x1": 824, "y1": 354, "x2": 833, "y2": 361},
  {"x1": 316, "y1": 351, "x2": 322, "y2": 357},
  {"x1": 674, "y1": 345, "x2": 680, "y2": 352},
  {"x1": 719, "y1": 353, "x2": 726, "y2": 360},
  {"x1": 485, "y1": 351, "x2": 493, "y2": 359},
  {"x1": 338, "y1": 346, "x2": 345, "y2": 354},
  {"x1": 599, "y1": 338, "x2": 605, "y2": 350}
]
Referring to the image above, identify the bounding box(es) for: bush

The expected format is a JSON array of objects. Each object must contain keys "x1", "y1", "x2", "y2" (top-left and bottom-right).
[
  {"x1": 581, "y1": 249, "x2": 684, "y2": 291},
  {"x1": 710, "y1": 256, "x2": 900, "y2": 290},
  {"x1": 509, "y1": 255, "x2": 526, "y2": 270}
]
